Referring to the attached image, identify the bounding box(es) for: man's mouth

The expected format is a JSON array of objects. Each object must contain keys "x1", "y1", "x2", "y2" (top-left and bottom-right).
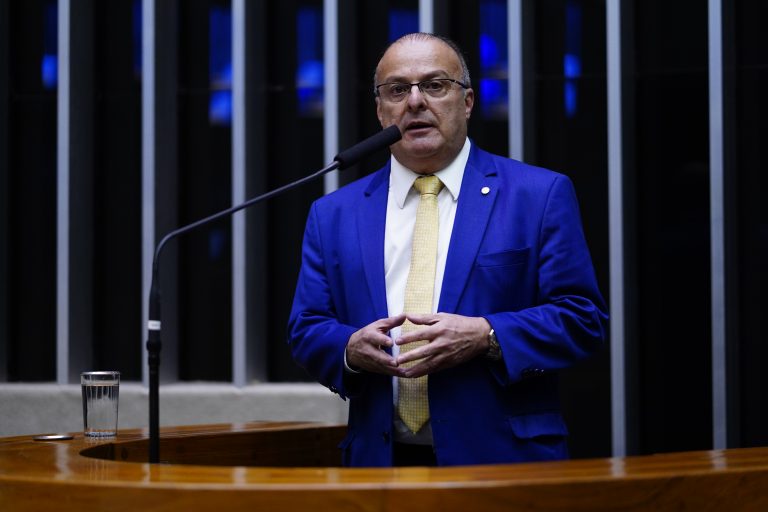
[{"x1": 404, "y1": 121, "x2": 433, "y2": 133}]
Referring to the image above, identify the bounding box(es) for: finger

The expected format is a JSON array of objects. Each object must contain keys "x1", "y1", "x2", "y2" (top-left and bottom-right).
[
  {"x1": 361, "y1": 317, "x2": 404, "y2": 349},
  {"x1": 399, "y1": 356, "x2": 440, "y2": 378},
  {"x1": 382, "y1": 362, "x2": 409, "y2": 377},
  {"x1": 404, "y1": 313, "x2": 439, "y2": 326},
  {"x1": 396, "y1": 326, "x2": 436, "y2": 345},
  {"x1": 373, "y1": 354, "x2": 399, "y2": 370},
  {"x1": 351, "y1": 348, "x2": 397, "y2": 373},
  {"x1": 367, "y1": 323, "x2": 401, "y2": 346},
  {"x1": 367, "y1": 353, "x2": 411, "y2": 377},
  {"x1": 378, "y1": 313, "x2": 407, "y2": 330},
  {"x1": 349, "y1": 329, "x2": 390, "y2": 350},
  {"x1": 366, "y1": 331, "x2": 394, "y2": 348},
  {"x1": 396, "y1": 342, "x2": 439, "y2": 366}
]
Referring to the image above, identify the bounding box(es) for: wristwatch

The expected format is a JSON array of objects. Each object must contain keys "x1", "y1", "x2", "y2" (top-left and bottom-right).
[{"x1": 486, "y1": 328, "x2": 502, "y2": 360}]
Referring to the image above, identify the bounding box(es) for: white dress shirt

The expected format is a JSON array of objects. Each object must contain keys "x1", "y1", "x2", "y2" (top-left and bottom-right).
[{"x1": 385, "y1": 138, "x2": 471, "y2": 444}]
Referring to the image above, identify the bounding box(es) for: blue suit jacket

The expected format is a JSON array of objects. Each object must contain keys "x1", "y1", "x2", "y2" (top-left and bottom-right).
[{"x1": 288, "y1": 145, "x2": 608, "y2": 467}]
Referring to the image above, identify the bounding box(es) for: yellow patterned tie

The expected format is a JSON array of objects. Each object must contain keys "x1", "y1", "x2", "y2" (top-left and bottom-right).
[{"x1": 397, "y1": 175, "x2": 444, "y2": 433}]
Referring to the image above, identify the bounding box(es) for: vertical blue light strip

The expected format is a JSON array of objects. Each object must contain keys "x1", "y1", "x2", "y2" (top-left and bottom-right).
[
  {"x1": 607, "y1": 0, "x2": 627, "y2": 457},
  {"x1": 708, "y1": 0, "x2": 727, "y2": 450},
  {"x1": 42, "y1": 2, "x2": 58, "y2": 89},
  {"x1": 563, "y1": 0, "x2": 582, "y2": 118},
  {"x1": 132, "y1": 0, "x2": 142, "y2": 77},
  {"x1": 479, "y1": 0, "x2": 508, "y2": 120},
  {"x1": 297, "y1": 7, "x2": 324, "y2": 117},
  {"x1": 209, "y1": 6, "x2": 232, "y2": 125},
  {"x1": 389, "y1": 9, "x2": 418, "y2": 42}
]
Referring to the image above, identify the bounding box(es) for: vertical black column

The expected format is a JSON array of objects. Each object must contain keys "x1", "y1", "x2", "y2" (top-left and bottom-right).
[
  {"x1": 0, "y1": 0, "x2": 8, "y2": 381},
  {"x1": 91, "y1": 0, "x2": 143, "y2": 380},
  {"x1": 177, "y1": 0, "x2": 235, "y2": 381},
  {"x1": 631, "y1": 0, "x2": 712, "y2": 454},
  {"x1": 525, "y1": 0, "x2": 611, "y2": 458},
  {"x1": 337, "y1": 0, "x2": 400, "y2": 186},
  {"x1": 618, "y1": 0, "x2": 641, "y2": 457},
  {"x1": 66, "y1": 0, "x2": 95, "y2": 381},
  {"x1": 243, "y1": 0, "x2": 268, "y2": 382},
  {"x1": 337, "y1": 0, "x2": 361, "y2": 185},
  {"x1": 721, "y1": 0, "x2": 739, "y2": 450},
  {"x1": 732, "y1": 0, "x2": 768, "y2": 449},
  {"x1": 6, "y1": 1, "x2": 57, "y2": 381},
  {"x1": 154, "y1": 0, "x2": 180, "y2": 382},
  {"x1": 263, "y1": 1, "x2": 325, "y2": 381}
]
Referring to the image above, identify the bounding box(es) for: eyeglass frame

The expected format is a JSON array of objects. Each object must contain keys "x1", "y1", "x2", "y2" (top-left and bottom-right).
[{"x1": 374, "y1": 78, "x2": 469, "y2": 103}]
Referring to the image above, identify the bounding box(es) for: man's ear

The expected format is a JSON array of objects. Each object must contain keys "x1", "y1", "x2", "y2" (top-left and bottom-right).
[
  {"x1": 376, "y1": 96, "x2": 384, "y2": 126},
  {"x1": 464, "y1": 88, "x2": 475, "y2": 119}
]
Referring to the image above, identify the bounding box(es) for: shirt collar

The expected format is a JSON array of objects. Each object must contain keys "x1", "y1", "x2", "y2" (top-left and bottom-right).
[{"x1": 390, "y1": 138, "x2": 471, "y2": 209}]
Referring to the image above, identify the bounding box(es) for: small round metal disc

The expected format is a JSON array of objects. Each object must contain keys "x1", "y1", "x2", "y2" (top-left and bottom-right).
[
  {"x1": 33, "y1": 434, "x2": 74, "y2": 441},
  {"x1": 481, "y1": 186, "x2": 490, "y2": 195}
]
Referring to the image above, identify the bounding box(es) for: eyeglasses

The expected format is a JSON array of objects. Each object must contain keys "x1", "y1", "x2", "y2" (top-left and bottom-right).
[{"x1": 375, "y1": 78, "x2": 469, "y2": 103}]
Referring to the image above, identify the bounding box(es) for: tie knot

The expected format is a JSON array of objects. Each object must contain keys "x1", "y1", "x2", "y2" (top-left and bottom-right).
[{"x1": 413, "y1": 175, "x2": 444, "y2": 197}]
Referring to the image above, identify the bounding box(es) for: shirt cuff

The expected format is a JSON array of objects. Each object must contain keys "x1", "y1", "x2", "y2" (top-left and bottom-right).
[{"x1": 343, "y1": 347, "x2": 362, "y2": 374}]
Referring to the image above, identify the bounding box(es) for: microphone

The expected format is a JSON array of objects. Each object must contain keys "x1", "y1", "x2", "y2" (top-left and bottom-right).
[
  {"x1": 334, "y1": 124, "x2": 401, "y2": 170},
  {"x1": 145, "y1": 126, "x2": 401, "y2": 463}
]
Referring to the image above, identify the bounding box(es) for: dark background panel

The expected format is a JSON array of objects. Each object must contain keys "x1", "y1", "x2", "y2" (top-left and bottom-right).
[
  {"x1": 0, "y1": 0, "x2": 8, "y2": 381},
  {"x1": 265, "y1": 0, "x2": 326, "y2": 382},
  {"x1": 528, "y1": 0, "x2": 610, "y2": 459},
  {"x1": 632, "y1": 0, "x2": 712, "y2": 454},
  {"x1": 734, "y1": 0, "x2": 768, "y2": 448},
  {"x1": 6, "y1": 0, "x2": 57, "y2": 380},
  {"x1": 92, "y1": 0, "x2": 142, "y2": 380},
  {"x1": 440, "y1": 0, "x2": 509, "y2": 157},
  {"x1": 176, "y1": 0, "x2": 233, "y2": 381},
  {"x1": 338, "y1": 0, "x2": 420, "y2": 188}
]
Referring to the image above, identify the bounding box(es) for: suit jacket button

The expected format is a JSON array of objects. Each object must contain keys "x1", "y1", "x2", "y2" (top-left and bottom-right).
[{"x1": 382, "y1": 431, "x2": 390, "y2": 443}]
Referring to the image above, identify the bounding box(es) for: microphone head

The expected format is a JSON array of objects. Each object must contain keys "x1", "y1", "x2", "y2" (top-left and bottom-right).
[{"x1": 334, "y1": 125, "x2": 402, "y2": 170}]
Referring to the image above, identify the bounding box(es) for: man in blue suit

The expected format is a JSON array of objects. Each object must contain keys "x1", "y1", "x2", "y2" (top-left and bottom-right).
[{"x1": 288, "y1": 33, "x2": 608, "y2": 467}]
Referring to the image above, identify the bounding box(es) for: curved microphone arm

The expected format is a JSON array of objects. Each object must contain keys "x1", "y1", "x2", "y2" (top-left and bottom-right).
[
  {"x1": 145, "y1": 160, "x2": 339, "y2": 464},
  {"x1": 145, "y1": 125, "x2": 401, "y2": 463}
]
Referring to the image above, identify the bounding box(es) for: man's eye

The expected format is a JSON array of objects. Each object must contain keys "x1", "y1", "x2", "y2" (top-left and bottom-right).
[
  {"x1": 422, "y1": 80, "x2": 444, "y2": 92},
  {"x1": 389, "y1": 84, "x2": 409, "y2": 96}
]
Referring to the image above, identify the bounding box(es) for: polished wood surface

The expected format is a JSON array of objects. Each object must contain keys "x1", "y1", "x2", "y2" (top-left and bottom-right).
[{"x1": 1, "y1": 422, "x2": 767, "y2": 511}]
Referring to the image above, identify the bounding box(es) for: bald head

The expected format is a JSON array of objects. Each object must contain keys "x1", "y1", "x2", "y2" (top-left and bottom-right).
[{"x1": 374, "y1": 33, "x2": 471, "y2": 94}]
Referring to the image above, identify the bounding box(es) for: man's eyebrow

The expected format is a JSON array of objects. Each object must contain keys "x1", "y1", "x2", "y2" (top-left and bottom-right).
[{"x1": 379, "y1": 71, "x2": 451, "y2": 83}]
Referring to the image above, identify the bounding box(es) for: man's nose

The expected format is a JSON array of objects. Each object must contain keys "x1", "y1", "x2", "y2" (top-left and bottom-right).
[{"x1": 406, "y1": 84, "x2": 427, "y2": 108}]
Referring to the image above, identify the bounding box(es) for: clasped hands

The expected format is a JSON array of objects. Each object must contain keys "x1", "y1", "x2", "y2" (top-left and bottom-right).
[{"x1": 345, "y1": 313, "x2": 492, "y2": 378}]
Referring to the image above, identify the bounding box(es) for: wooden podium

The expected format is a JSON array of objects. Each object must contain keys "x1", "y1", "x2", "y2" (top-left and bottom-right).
[{"x1": 2, "y1": 421, "x2": 768, "y2": 511}]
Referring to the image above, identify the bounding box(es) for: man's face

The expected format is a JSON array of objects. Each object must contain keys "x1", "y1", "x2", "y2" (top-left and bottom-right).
[{"x1": 375, "y1": 38, "x2": 474, "y2": 174}]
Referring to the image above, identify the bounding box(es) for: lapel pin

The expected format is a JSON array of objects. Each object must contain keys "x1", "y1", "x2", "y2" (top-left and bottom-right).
[{"x1": 481, "y1": 186, "x2": 490, "y2": 195}]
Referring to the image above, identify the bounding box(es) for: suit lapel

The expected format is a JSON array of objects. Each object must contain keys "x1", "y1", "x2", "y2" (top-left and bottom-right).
[
  {"x1": 438, "y1": 147, "x2": 498, "y2": 313},
  {"x1": 357, "y1": 166, "x2": 391, "y2": 321}
]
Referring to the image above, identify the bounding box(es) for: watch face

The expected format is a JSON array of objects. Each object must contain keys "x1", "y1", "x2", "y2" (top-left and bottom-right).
[{"x1": 486, "y1": 329, "x2": 502, "y2": 360}]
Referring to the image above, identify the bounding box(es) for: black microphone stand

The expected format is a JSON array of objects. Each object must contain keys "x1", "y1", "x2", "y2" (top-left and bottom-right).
[
  {"x1": 146, "y1": 161, "x2": 338, "y2": 463},
  {"x1": 145, "y1": 125, "x2": 401, "y2": 463}
]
